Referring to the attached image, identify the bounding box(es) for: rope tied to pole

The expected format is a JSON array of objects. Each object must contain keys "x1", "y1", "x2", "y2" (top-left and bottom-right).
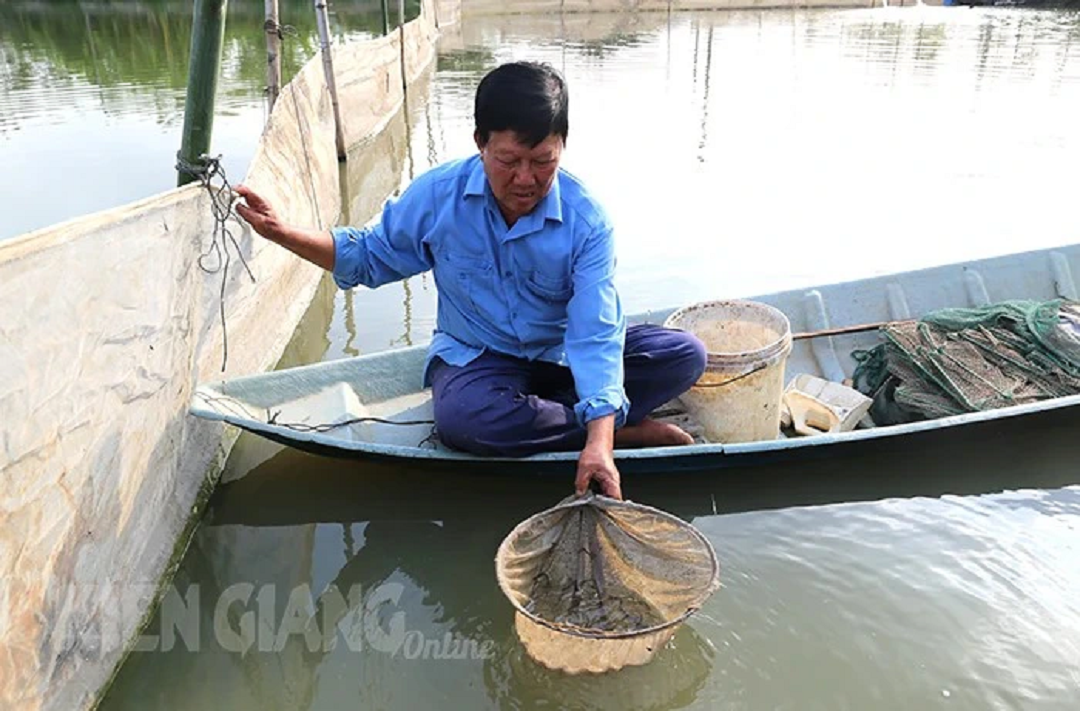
[
  {"x1": 262, "y1": 11, "x2": 295, "y2": 120},
  {"x1": 263, "y1": 18, "x2": 298, "y2": 40},
  {"x1": 176, "y1": 152, "x2": 256, "y2": 372}
]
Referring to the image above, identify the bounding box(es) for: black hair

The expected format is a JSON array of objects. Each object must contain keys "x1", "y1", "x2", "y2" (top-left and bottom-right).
[{"x1": 474, "y1": 61, "x2": 568, "y2": 148}]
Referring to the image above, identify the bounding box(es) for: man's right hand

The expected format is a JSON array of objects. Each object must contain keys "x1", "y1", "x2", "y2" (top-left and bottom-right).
[
  {"x1": 234, "y1": 185, "x2": 282, "y2": 242},
  {"x1": 575, "y1": 441, "x2": 622, "y2": 500},
  {"x1": 233, "y1": 184, "x2": 336, "y2": 271}
]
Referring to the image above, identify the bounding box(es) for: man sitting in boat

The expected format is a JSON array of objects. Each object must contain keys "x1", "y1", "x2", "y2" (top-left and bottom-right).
[{"x1": 235, "y1": 61, "x2": 706, "y2": 499}]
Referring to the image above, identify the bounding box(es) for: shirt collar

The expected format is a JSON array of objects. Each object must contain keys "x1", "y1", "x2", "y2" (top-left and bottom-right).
[
  {"x1": 541, "y1": 172, "x2": 563, "y2": 223},
  {"x1": 463, "y1": 156, "x2": 487, "y2": 198},
  {"x1": 463, "y1": 155, "x2": 564, "y2": 224}
]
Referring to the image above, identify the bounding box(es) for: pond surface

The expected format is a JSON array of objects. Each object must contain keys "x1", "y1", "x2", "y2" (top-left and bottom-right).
[
  {"x1": 8, "y1": 3, "x2": 1080, "y2": 709},
  {"x1": 0, "y1": 0, "x2": 413, "y2": 239}
]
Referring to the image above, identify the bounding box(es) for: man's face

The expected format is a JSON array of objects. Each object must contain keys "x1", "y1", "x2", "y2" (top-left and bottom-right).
[{"x1": 476, "y1": 130, "x2": 563, "y2": 225}]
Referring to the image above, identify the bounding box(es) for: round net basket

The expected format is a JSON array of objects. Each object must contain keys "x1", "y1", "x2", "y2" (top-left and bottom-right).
[{"x1": 495, "y1": 494, "x2": 721, "y2": 674}]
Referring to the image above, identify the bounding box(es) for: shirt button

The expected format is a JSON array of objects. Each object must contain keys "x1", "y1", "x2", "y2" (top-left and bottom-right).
[{"x1": 504, "y1": 271, "x2": 512, "y2": 277}]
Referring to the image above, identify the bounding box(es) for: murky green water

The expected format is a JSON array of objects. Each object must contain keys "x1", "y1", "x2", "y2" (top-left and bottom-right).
[
  {"x1": 0, "y1": 0, "x2": 416, "y2": 239},
  {"x1": 6, "y1": 3, "x2": 1080, "y2": 709}
]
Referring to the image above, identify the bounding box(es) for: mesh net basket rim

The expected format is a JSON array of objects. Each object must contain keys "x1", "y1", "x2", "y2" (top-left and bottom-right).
[{"x1": 495, "y1": 494, "x2": 721, "y2": 640}]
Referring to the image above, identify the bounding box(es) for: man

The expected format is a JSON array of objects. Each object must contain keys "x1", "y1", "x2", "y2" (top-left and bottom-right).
[{"x1": 235, "y1": 61, "x2": 705, "y2": 500}]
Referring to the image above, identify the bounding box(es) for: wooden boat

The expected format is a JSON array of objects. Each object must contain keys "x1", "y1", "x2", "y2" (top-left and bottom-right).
[{"x1": 189, "y1": 242, "x2": 1080, "y2": 473}]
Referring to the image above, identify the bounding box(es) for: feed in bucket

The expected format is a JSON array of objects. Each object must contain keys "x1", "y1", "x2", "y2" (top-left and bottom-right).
[
  {"x1": 663, "y1": 299, "x2": 793, "y2": 443},
  {"x1": 495, "y1": 494, "x2": 720, "y2": 674}
]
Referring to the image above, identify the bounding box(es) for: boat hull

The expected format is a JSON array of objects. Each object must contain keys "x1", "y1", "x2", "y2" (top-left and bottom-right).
[{"x1": 190, "y1": 241, "x2": 1080, "y2": 472}]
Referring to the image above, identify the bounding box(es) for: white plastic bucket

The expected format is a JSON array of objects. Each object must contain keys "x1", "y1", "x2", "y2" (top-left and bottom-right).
[{"x1": 663, "y1": 300, "x2": 792, "y2": 444}]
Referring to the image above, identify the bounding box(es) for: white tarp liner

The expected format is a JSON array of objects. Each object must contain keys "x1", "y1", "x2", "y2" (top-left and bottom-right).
[{"x1": 0, "y1": 1, "x2": 445, "y2": 708}]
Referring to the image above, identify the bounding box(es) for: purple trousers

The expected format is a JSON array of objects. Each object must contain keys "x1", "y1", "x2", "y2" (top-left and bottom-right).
[{"x1": 430, "y1": 324, "x2": 707, "y2": 456}]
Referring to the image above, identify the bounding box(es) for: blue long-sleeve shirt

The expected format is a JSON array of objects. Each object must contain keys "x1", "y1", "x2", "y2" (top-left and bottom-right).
[{"x1": 330, "y1": 154, "x2": 629, "y2": 428}]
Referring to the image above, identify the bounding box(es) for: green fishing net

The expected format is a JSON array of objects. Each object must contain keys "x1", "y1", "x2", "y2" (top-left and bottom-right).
[{"x1": 852, "y1": 299, "x2": 1080, "y2": 424}]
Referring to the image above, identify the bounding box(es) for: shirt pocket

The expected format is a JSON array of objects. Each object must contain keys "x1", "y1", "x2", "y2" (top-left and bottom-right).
[
  {"x1": 521, "y1": 270, "x2": 572, "y2": 331},
  {"x1": 440, "y1": 251, "x2": 494, "y2": 313},
  {"x1": 525, "y1": 270, "x2": 573, "y2": 302}
]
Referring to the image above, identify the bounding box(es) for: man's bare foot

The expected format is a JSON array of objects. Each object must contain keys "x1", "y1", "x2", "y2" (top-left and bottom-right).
[{"x1": 615, "y1": 417, "x2": 695, "y2": 448}]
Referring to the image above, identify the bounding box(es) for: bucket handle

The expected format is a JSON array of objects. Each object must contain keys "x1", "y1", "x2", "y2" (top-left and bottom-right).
[{"x1": 692, "y1": 362, "x2": 769, "y2": 389}]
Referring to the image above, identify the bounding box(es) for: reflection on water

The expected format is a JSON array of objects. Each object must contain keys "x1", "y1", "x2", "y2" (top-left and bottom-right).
[
  {"x1": 101, "y1": 404, "x2": 1080, "y2": 709},
  {"x1": 443, "y1": 7, "x2": 1080, "y2": 314},
  {"x1": 97, "y1": 5, "x2": 1080, "y2": 710},
  {"x1": 311, "y1": 5, "x2": 1080, "y2": 347},
  {"x1": 0, "y1": 0, "x2": 420, "y2": 239}
]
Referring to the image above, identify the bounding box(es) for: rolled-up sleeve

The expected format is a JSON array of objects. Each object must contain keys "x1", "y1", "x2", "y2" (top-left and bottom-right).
[
  {"x1": 566, "y1": 225, "x2": 629, "y2": 428},
  {"x1": 331, "y1": 180, "x2": 435, "y2": 290}
]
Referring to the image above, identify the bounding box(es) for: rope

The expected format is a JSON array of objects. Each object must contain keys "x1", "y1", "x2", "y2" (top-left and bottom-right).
[
  {"x1": 417, "y1": 428, "x2": 441, "y2": 449},
  {"x1": 263, "y1": 18, "x2": 298, "y2": 40},
  {"x1": 266, "y1": 411, "x2": 435, "y2": 432},
  {"x1": 176, "y1": 153, "x2": 255, "y2": 372},
  {"x1": 851, "y1": 344, "x2": 889, "y2": 395},
  {"x1": 197, "y1": 392, "x2": 436, "y2": 439}
]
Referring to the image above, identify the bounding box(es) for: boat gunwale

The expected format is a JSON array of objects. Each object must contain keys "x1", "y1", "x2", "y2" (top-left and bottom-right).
[{"x1": 190, "y1": 357, "x2": 1080, "y2": 464}]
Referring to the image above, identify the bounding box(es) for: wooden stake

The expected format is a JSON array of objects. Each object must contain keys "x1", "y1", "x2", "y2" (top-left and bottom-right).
[
  {"x1": 265, "y1": 0, "x2": 282, "y2": 113},
  {"x1": 178, "y1": 0, "x2": 229, "y2": 187},
  {"x1": 314, "y1": 0, "x2": 347, "y2": 160}
]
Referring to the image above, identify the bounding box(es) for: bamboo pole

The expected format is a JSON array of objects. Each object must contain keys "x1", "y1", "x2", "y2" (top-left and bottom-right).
[
  {"x1": 177, "y1": 0, "x2": 228, "y2": 187},
  {"x1": 397, "y1": 0, "x2": 408, "y2": 89},
  {"x1": 314, "y1": 0, "x2": 347, "y2": 160},
  {"x1": 265, "y1": 0, "x2": 281, "y2": 112},
  {"x1": 792, "y1": 320, "x2": 913, "y2": 341}
]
